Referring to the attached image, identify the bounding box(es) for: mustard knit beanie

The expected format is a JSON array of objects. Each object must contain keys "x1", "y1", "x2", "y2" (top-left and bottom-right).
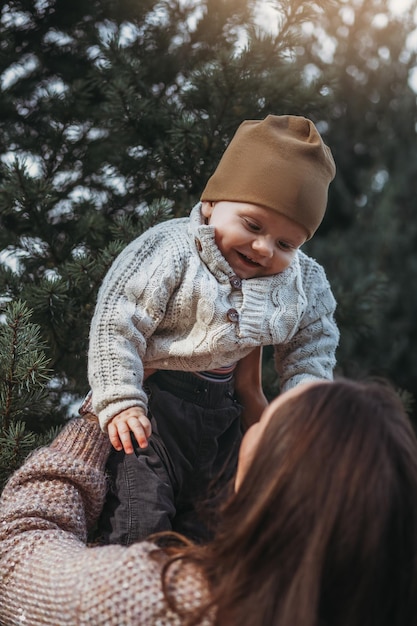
[{"x1": 201, "y1": 115, "x2": 336, "y2": 239}]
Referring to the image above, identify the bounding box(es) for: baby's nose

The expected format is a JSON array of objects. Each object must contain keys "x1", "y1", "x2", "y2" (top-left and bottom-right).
[{"x1": 252, "y1": 236, "x2": 274, "y2": 257}]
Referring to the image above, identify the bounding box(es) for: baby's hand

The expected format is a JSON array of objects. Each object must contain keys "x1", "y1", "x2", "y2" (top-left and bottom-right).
[{"x1": 107, "y1": 407, "x2": 152, "y2": 454}]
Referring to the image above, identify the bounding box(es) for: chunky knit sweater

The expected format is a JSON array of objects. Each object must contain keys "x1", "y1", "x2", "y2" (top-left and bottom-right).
[
  {"x1": 0, "y1": 419, "x2": 213, "y2": 625},
  {"x1": 89, "y1": 203, "x2": 339, "y2": 429}
]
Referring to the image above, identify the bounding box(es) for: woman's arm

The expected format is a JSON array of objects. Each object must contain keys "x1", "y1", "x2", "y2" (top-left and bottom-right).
[
  {"x1": 0, "y1": 419, "x2": 181, "y2": 625},
  {"x1": 234, "y1": 347, "x2": 268, "y2": 429}
]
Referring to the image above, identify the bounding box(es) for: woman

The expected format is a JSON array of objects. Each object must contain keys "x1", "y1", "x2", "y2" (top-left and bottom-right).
[{"x1": 1, "y1": 378, "x2": 417, "y2": 625}]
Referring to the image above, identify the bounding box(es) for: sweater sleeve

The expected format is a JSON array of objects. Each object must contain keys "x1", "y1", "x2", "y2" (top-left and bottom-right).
[
  {"x1": 274, "y1": 259, "x2": 339, "y2": 391},
  {"x1": 88, "y1": 222, "x2": 185, "y2": 430},
  {"x1": 0, "y1": 419, "x2": 204, "y2": 626}
]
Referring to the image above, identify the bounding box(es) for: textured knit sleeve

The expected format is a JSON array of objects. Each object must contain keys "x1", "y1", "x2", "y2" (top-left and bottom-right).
[
  {"x1": 274, "y1": 255, "x2": 339, "y2": 391},
  {"x1": 88, "y1": 221, "x2": 186, "y2": 430},
  {"x1": 0, "y1": 419, "x2": 210, "y2": 626}
]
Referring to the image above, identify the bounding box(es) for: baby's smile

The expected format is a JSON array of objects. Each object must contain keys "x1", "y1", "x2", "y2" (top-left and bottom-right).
[{"x1": 237, "y1": 251, "x2": 261, "y2": 267}]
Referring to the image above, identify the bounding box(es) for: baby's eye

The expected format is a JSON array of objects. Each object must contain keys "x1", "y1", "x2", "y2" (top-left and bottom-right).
[
  {"x1": 277, "y1": 241, "x2": 292, "y2": 251},
  {"x1": 244, "y1": 219, "x2": 261, "y2": 232}
]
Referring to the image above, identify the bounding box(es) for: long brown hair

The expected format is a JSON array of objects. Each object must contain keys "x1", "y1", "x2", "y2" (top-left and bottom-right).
[{"x1": 162, "y1": 379, "x2": 417, "y2": 626}]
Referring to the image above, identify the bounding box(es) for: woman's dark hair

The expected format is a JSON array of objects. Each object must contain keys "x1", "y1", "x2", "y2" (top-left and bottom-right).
[{"x1": 162, "y1": 378, "x2": 417, "y2": 626}]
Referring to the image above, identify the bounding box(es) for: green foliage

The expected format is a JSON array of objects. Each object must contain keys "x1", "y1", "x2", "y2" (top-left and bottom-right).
[
  {"x1": 0, "y1": 0, "x2": 333, "y2": 402},
  {"x1": 0, "y1": 301, "x2": 58, "y2": 488},
  {"x1": 1, "y1": 0, "x2": 417, "y2": 488},
  {"x1": 297, "y1": 0, "x2": 417, "y2": 407}
]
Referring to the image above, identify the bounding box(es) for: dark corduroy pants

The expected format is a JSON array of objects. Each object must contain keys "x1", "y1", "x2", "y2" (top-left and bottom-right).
[{"x1": 96, "y1": 370, "x2": 242, "y2": 545}]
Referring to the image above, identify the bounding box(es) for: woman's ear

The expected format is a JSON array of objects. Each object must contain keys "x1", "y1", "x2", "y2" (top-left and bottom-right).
[{"x1": 201, "y1": 201, "x2": 214, "y2": 219}]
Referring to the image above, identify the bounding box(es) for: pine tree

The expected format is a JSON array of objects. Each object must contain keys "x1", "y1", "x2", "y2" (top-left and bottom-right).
[
  {"x1": 298, "y1": 0, "x2": 417, "y2": 411},
  {"x1": 0, "y1": 300, "x2": 57, "y2": 488},
  {"x1": 1, "y1": 0, "x2": 417, "y2": 485},
  {"x1": 0, "y1": 0, "x2": 334, "y2": 411}
]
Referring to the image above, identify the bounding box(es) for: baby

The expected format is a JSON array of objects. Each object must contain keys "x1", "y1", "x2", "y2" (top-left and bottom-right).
[{"x1": 85, "y1": 114, "x2": 339, "y2": 544}]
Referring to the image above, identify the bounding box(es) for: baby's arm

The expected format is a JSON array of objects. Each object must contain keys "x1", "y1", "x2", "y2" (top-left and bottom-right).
[
  {"x1": 106, "y1": 368, "x2": 157, "y2": 454},
  {"x1": 274, "y1": 257, "x2": 339, "y2": 392},
  {"x1": 107, "y1": 407, "x2": 152, "y2": 454},
  {"x1": 88, "y1": 226, "x2": 181, "y2": 435},
  {"x1": 274, "y1": 303, "x2": 339, "y2": 391},
  {"x1": 234, "y1": 346, "x2": 268, "y2": 430}
]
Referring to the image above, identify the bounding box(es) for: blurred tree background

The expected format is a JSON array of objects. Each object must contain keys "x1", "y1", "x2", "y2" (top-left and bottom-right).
[{"x1": 1, "y1": 0, "x2": 417, "y2": 483}]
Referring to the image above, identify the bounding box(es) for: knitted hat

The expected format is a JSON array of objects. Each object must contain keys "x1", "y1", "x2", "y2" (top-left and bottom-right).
[{"x1": 201, "y1": 115, "x2": 336, "y2": 239}]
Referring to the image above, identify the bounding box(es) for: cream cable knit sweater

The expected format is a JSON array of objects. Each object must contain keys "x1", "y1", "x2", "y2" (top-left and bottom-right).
[
  {"x1": 88, "y1": 204, "x2": 339, "y2": 429},
  {"x1": 0, "y1": 419, "x2": 212, "y2": 625}
]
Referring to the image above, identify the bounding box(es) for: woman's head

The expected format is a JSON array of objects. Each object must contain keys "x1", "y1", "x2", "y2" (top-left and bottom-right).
[{"x1": 208, "y1": 378, "x2": 417, "y2": 626}]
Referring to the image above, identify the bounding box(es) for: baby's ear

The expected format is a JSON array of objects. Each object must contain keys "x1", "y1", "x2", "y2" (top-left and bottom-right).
[{"x1": 201, "y1": 201, "x2": 215, "y2": 219}]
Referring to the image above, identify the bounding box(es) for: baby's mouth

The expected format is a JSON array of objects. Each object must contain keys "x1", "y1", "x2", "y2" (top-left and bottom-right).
[{"x1": 237, "y1": 251, "x2": 261, "y2": 267}]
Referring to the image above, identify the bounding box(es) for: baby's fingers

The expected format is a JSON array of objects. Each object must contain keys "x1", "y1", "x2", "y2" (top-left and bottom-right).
[
  {"x1": 107, "y1": 410, "x2": 152, "y2": 454},
  {"x1": 130, "y1": 415, "x2": 152, "y2": 450},
  {"x1": 108, "y1": 420, "x2": 136, "y2": 454}
]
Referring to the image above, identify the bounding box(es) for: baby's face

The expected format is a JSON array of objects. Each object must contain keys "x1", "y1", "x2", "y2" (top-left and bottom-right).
[{"x1": 201, "y1": 201, "x2": 307, "y2": 279}]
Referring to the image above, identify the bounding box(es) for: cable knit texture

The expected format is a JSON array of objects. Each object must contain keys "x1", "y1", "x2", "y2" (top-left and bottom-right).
[
  {"x1": 0, "y1": 419, "x2": 213, "y2": 625},
  {"x1": 88, "y1": 203, "x2": 339, "y2": 429}
]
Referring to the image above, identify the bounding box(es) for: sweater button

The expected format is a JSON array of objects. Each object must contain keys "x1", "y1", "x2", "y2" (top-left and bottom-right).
[
  {"x1": 230, "y1": 275, "x2": 242, "y2": 289},
  {"x1": 227, "y1": 308, "x2": 239, "y2": 323}
]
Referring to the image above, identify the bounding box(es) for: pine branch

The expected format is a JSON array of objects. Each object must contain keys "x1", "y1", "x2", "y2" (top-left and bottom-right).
[{"x1": 0, "y1": 301, "x2": 58, "y2": 489}]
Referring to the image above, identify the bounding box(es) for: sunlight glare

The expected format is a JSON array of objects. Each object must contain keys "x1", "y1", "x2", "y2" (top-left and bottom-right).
[{"x1": 388, "y1": 0, "x2": 413, "y2": 15}]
